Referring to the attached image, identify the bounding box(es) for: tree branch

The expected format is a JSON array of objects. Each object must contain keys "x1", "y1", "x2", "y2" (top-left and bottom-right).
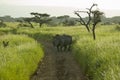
[{"x1": 74, "y1": 12, "x2": 86, "y2": 25}]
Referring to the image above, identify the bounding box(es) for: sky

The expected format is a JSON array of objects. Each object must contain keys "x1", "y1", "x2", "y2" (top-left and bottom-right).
[{"x1": 0, "y1": 0, "x2": 120, "y2": 17}]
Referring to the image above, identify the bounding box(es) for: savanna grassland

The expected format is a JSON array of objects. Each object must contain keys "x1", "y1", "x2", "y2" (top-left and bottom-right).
[
  {"x1": 0, "y1": 25, "x2": 44, "y2": 80},
  {"x1": 0, "y1": 23, "x2": 120, "y2": 80}
]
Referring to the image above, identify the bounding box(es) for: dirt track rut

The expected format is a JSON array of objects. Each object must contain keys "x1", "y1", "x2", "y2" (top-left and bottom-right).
[{"x1": 30, "y1": 40, "x2": 86, "y2": 80}]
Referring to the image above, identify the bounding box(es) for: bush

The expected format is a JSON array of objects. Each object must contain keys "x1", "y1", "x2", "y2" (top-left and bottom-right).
[{"x1": 115, "y1": 25, "x2": 120, "y2": 31}]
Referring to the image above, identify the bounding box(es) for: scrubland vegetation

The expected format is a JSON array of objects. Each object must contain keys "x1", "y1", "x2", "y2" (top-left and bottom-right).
[
  {"x1": 0, "y1": 34, "x2": 44, "y2": 80},
  {"x1": 0, "y1": 22, "x2": 120, "y2": 80},
  {"x1": 73, "y1": 26, "x2": 120, "y2": 80}
]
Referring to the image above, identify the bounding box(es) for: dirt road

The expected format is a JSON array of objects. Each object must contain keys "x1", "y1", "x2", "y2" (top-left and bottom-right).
[{"x1": 30, "y1": 40, "x2": 86, "y2": 80}]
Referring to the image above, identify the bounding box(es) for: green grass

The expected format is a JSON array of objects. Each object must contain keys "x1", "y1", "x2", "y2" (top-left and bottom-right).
[
  {"x1": 16, "y1": 25, "x2": 120, "y2": 80},
  {"x1": 0, "y1": 34, "x2": 44, "y2": 80},
  {"x1": 0, "y1": 23, "x2": 120, "y2": 80},
  {"x1": 73, "y1": 26, "x2": 120, "y2": 80}
]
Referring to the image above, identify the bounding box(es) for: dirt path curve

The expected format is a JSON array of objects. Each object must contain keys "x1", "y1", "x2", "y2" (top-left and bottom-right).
[{"x1": 30, "y1": 40, "x2": 86, "y2": 80}]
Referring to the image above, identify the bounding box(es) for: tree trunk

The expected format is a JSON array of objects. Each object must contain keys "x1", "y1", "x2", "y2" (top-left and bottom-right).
[
  {"x1": 86, "y1": 25, "x2": 90, "y2": 32},
  {"x1": 92, "y1": 28, "x2": 96, "y2": 40},
  {"x1": 92, "y1": 24, "x2": 96, "y2": 40},
  {"x1": 28, "y1": 22, "x2": 34, "y2": 28}
]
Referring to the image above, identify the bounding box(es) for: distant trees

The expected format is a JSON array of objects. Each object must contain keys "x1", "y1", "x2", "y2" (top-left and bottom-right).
[
  {"x1": 0, "y1": 19, "x2": 6, "y2": 27},
  {"x1": 75, "y1": 4, "x2": 104, "y2": 40},
  {"x1": 57, "y1": 15, "x2": 70, "y2": 26},
  {"x1": 0, "y1": 13, "x2": 120, "y2": 27},
  {"x1": 18, "y1": 12, "x2": 52, "y2": 28},
  {"x1": 0, "y1": 15, "x2": 15, "y2": 22},
  {"x1": 66, "y1": 19, "x2": 76, "y2": 26},
  {"x1": 30, "y1": 12, "x2": 51, "y2": 27},
  {"x1": 57, "y1": 15, "x2": 76, "y2": 26}
]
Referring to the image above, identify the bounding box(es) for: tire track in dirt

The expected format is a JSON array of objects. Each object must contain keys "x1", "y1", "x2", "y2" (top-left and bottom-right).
[{"x1": 30, "y1": 40, "x2": 86, "y2": 80}]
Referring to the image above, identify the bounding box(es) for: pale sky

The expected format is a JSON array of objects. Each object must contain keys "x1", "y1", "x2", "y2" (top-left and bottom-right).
[
  {"x1": 1, "y1": 0, "x2": 120, "y2": 10},
  {"x1": 0, "y1": 0, "x2": 120, "y2": 17}
]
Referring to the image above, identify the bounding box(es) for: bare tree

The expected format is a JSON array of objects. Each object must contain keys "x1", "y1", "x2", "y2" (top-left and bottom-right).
[
  {"x1": 75, "y1": 4, "x2": 103, "y2": 40},
  {"x1": 91, "y1": 10, "x2": 104, "y2": 40}
]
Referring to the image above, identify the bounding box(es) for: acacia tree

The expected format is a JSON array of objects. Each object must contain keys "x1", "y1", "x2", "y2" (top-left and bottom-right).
[
  {"x1": 30, "y1": 12, "x2": 51, "y2": 27},
  {"x1": 23, "y1": 18, "x2": 34, "y2": 28},
  {"x1": 17, "y1": 18, "x2": 33, "y2": 28},
  {"x1": 75, "y1": 4, "x2": 103, "y2": 40}
]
